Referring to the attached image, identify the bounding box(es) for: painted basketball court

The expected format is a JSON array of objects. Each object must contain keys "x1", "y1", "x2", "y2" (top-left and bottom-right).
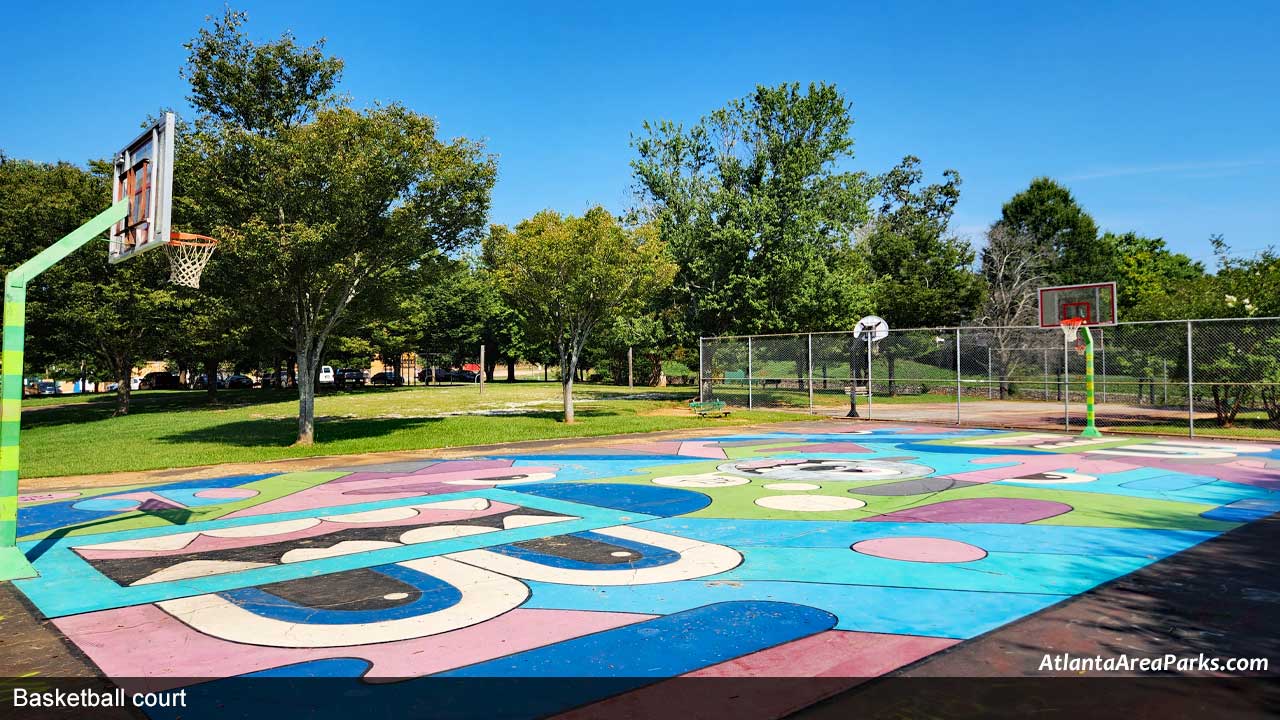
[{"x1": 8, "y1": 420, "x2": 1280, "y2": 718}]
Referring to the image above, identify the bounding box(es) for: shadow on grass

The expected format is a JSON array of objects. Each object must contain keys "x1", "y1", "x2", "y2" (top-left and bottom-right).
[
  {"x1": 20, "y1": 389, "x2": 282, "y2": 429},
  {"x1": 156, "y1": 415, "x2": 445, "y2": 448}
]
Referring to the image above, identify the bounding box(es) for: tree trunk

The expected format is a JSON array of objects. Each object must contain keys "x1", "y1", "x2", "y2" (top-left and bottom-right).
[
  {"x1": 112, "y1": 353, "x2": 132, "y2": 417},
  {"x1": 296, "y1": 348, "x2": 319, "y2": 445},
  {"x1": 204, "y1": 358, "x2": 219, "y2": 402},
  {"x1": 562, "y1": 376, "x2": 575, "y2": 424},
  {"x1": 543, "y1": 364, "x2": 548, "y2": 381},
  {"x1": 506, "y1": 359, "x2": 516, "y2": 382}
]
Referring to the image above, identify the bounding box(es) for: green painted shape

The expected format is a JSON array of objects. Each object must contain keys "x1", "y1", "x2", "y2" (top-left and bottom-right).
[
  {"x1": 17, "y1": 471, "x2": 345, "y2": 541},
  {"x1": 0, "y1": 545, "x2": 36, "y2": 580}
]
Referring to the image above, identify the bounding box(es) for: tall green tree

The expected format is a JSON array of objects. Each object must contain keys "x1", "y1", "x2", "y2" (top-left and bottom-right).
[
  {"x1": 865, "y1": 156, "x2": 984, "y2": 328},
  {"x1": 998, "y1": 178, "x2": 1107, "y2": 284},
  {"x1": 488, "y1": 208, "x2": 675, "y2": 422},
  {"x1": 1104, "y1": 231, "x2": 1205, "y2": 319},
  {"x1": 182, "y1": 10, "x2": 495, "y2": 444},
  {"x1": 631, "y1": 82, "x2": 875, "y2": 337}
]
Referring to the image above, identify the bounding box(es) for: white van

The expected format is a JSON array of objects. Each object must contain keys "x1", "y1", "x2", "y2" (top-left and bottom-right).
[{"x1": 318, "y1": 365, "x2": 335, "y2": 384}]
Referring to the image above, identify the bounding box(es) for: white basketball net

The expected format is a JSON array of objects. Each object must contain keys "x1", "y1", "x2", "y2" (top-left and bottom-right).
[
  {"x1": 1060, "y1": 319, "x2": 1085, "y2": 349},
  {"x1": 165, "y1": 240, "x2": 217, "y2": 288}
]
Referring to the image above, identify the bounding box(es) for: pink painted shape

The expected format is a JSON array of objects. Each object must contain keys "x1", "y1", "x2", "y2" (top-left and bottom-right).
[
  {"x1": 554, "y1": 631, "x2": 957, "y2": 720},
  {"x1": 622, "y1": 441, "x2": 687, "y2": 456},
  {"x1": 192, "y1": 488, "x2": 259, "y2": 500},
  {"x1": 76, "y1": 500, "x2": 521, "y2": 560},
  {"x1": 328, "y1": 460, "x2": 513, "y2": 484},
  {"x1": 767, "y1": 442, "x2": 873, "y2": 454},
  {"x1": 852, "y1": 537, "x2": 987, "y2": 563},
  {"x1": 953, "y1": 454, "x2": 1139, "y2": 484},
  {"x1": 54, "y1": 605, "x2": 655, "y2": 691},
  {"x1": 685, "y1": 629, "x2": 959, "y2": 677},
  {"x1": 863, "y1": 497, "x2": 1073, "y2": 524},
  {"x1": 1116, "y1": 457, "x2": 1280, "y2": 490},
  {"x1": 228, "y1": 465, "x2": 555, "y2": 517},
  {"x1": 678, "y1": 441, "x2": 727, "y2": 460},
  {"x1": 19, "y1": 491, "x2": 81, "y2": 503}
]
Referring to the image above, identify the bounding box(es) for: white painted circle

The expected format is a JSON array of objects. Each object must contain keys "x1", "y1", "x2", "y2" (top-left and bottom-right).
[
  {"x1": 382, "y1": 592, "x2": 410, "y2": 601},
  {"x1": 763, "y1": 482, "x2": 821, "y2": 491},
  {"x1": 610, "y1": 551, "x2": 633, "y2": 558},
  {"x1": 653, "y1": 473, "x2": 750, "y2": 488},
  {"x1": 754, "y1": 495, "x2": 866, "y2": 512}
]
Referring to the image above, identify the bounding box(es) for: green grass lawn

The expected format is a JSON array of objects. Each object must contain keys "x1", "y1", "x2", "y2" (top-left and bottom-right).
[{"x1": 18, "y1": 382, "x2": 801, "y2": 478}]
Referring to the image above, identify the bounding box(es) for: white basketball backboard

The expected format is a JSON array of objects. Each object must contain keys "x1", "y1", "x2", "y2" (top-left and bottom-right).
[{"x1": 109, "y1": 112, "x2": 175, "y2": 263}]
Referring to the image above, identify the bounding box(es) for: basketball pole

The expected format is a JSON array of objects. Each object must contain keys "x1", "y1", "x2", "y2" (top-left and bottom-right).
[
  {"x1": 0, "y1": 200, "x2": 128, "y2": 581},
  {"x1": 1079, "y1": 325, "x2": 1102, "y2": 438}
]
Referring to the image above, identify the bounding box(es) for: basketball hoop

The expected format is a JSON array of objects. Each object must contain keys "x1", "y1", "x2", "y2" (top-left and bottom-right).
[
  {"x1": 1060, "y1": 317, "x2": 1086, "y2": 352},
  {"x1": 166, "y1": 232, "x2": 217, "y2": 288}
]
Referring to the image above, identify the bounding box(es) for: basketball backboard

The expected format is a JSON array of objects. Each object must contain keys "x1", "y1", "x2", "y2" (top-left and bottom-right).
[
  {"x1": 109, "y1": 112, "x2": 175, "y2": 263},
  {"x1": 1038, "y1": 282, "x2": 1117, "y2": 327}
]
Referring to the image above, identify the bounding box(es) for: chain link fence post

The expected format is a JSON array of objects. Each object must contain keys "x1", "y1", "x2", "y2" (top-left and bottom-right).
[
  {"x1": 955, "y1": 327, "x2": 962, "y2": 425},
  {"x1": 1186, "y1": 320, "x2": 1194, "y2": 438},
  {"x1": 747, "y1": 336, "x2": 753, "y2": 410},
  {"x1": 698, "y1": 337, "x2": 704, "y2": 402},
  {"x1": 807, "y1": 333, "x2": 814, "y2": 412}
]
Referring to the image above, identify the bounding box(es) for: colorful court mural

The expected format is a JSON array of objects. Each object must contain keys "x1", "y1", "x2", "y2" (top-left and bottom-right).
[{"x1": 12, "y1": 423, "x2": 1280, "y2": 718}]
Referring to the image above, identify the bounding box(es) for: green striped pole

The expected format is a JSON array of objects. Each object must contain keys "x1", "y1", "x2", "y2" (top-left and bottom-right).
[
  {"x1": 1080, "y1": 325, "x2": 1102, "y2": 438},
  {"x1": 0, "y1": 200, "x2": 128, "y2": 581}
]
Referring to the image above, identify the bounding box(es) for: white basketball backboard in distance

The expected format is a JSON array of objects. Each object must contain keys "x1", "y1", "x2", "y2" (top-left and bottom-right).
[
  {"x1": 109, "y1": 112, "x2": 175, "y2": 263},
  {"x1": 855, "y1": 315, "x2": 890, "y2": 342},
  {"x1": 1038, "y1": 282, "x2": 1118, "y2": 327}
]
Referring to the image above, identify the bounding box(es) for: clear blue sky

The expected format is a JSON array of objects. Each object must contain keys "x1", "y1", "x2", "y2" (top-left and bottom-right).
[{"x1": 2, "y1": 1, "x2": 1276, "y2": 264}]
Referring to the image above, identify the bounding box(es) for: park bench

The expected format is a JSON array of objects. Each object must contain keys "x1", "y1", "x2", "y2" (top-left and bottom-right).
[{"x1": 689, "y1": 400, "x2": 731, "y2": 418}]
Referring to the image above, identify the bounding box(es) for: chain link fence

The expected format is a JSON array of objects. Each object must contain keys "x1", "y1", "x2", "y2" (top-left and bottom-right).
[{"x1": 700, "y1": 318, "x2": 1280, "y2": 440}]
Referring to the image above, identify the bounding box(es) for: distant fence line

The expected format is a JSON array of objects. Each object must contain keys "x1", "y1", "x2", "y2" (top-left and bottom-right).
[{"x1": 699, "y1": 318, "x2": 1280, "y2": 439}]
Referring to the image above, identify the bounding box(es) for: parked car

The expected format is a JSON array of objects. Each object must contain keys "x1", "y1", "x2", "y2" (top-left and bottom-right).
[
  {"x1": 106, "y1": 378, "x2": 142, "y2": 392},
  {"x1": 226, "y1": 374, "x2": 254, "y2": 389},
  {"x1": 421, "y1": 367, "x2": 478, "y2": 383},
  {"x1": 335, "y1": 368, "x2": 365, "y2": 387},
  {"x1": 369, "y1": 372, "x2": 404, "y2": 386},
  {"x1": 318, "y1": 365, "x2": 335, "y2": 385},
  {"x1": 140, "y1": 371, "x2": 183, "y2": 390},
  {"x1": 192, "y1": 374, "x2": 226, "y2": 390},
  {"x1": 36, "y1": 381, "x2": 60, "y2": 396}
]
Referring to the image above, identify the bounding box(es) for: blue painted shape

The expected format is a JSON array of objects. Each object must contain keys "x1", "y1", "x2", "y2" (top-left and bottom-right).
[
  {"x1": 717, "y1": 546, "x2": 1149, "y2": 595},
  {"x1": 71, "y1": 497, "x2": 140, "y2": 512},
  {"x1": 509, "y1": 482, "x2": 710, "y2": 517},
  {"x1": 246, "y1": 658, "x2": 371, "y2": 678},
  {"x1": 999, "y1": 466, "x2": 1270, "y2": 506},
  {"x1": 487, "y1": 529, "x2": 678, "y2": 570},
  {"x1": 219, "y1": 563, "x2": 462, "y2": 625},
  {"x1": 154, "y1": 489, "x2": 248, "y2": 507},
  {"x1": 18, "y1": 473, "x2": 278, "y2": 537},
  {"x1": 1202, "y1": 497, "x2": 1280, "y2": 523},
  {"x1": 15, "y1": 487, "x2": 653, "y2": 618},
  {"x1": 1121, "y1": 475, "x2": 1212, "y2": 491},
  {"x1": 442, "y1": 600, "x2": 835, "y2": 677},
  {"x1": 508, "y1": 455, "x2": 705, "y2": 482},
  {"x1": 637, "y1": 517, "x2": 1217, "y2": 559},
  {"x1": 524, "y1": 579, "x2": 1062, "y2": 639}
]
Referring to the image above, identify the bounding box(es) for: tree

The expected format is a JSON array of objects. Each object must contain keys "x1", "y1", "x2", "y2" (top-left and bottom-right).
[
  {"x1": 1104, "y1": 232, "x2": 1205, "y2": 320},
  {"x1": 0, "y1": 156, "x2": 179, "y2": 415},
  {"x1": 181, "y1": 10, "x2": 495, "y2": 444},
  {"x1": 631, "y1": 82, "x2": 875, "y2": 337},
  {"x1": 979, "y1": 223, "x2": 1053, "y2": 398},
  {"x1": 488, "y1": 208, "x2": 675, "y2": 422},
  {"x1": 999, "y1": 178, "x2": 1107, "y2": 284},
  {"x1": 863, "y1": 157, "x2": 984, "y2": 394}
]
